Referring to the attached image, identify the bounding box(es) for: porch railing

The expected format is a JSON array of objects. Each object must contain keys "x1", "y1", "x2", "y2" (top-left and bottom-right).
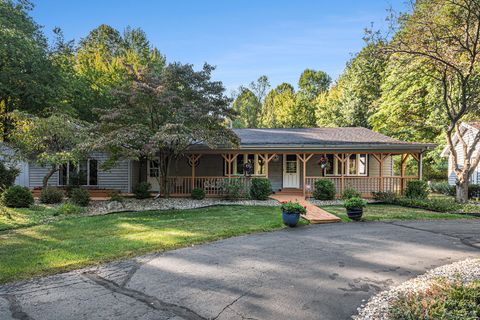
[
  {"x1": 305, "y1": 176, "x2": 418, "y2": 198},
  {"x1": 166, "y1": 176, "x2": 252, "y2": 197}
]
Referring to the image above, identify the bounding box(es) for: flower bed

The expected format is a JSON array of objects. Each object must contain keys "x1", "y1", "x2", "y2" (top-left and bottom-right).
[
  {"x1": 86, "y1": 198, "x2": 280, "y2": 216},
  {"x1": 354, "y1": 259, "x2": 480, "y2": 320}
]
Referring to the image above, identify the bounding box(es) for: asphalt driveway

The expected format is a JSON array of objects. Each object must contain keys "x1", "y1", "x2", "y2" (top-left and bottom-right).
[{"x1": 1, "y1": 219, "x2": 479, "y2": 320}]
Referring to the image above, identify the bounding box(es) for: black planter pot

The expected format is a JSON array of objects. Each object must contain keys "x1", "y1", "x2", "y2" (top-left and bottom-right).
[{"x1": 346, "y1": 207, "x2": 363, "y2": 221}]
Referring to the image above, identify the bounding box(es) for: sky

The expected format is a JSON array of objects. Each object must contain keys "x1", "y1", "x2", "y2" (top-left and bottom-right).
[{"x1": 30, "y1": 0, "x2": 406, "y2": 93}]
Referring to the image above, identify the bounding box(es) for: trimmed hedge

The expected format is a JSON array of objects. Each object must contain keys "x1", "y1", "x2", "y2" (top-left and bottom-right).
[
  {"x1": 191, "y1": 188, "x2": 206, "y2": 200},
  {"x1": 313, "y1": 180, "x2": 336, "y2": 200},
  {"x1": 2, "y1": 186, "x2": 34, "y2": 208},
  {"x1": 69, "y1": 188, "x2": 90, "y2": 207},
  {"x1": 133, "y1": 182, "x2": 151, "y2": 199},
  {"x1": 405, "y1": 180, "x2": 429, "y2": 199},
  {"x1": 39, "y1": 187, "x2": 64, "y2": 204},
  {"x1": 249, "y1": 178, "x2": 272, "y2": 200},
  {"x1": 430, "y1": 181, "x2": 456, "y2": 196},
  {"x1": 372, "y1": 191, "x2": 461, "y2": 212}
]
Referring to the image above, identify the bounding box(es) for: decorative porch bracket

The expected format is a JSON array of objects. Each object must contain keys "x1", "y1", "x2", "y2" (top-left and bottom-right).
[
  {"x1": 186, "y1": 154, "x2": 202, "y2": 191},
  {"x1": 221, "y1": 153, "x2": 238, "y2": 178},
  {"x1": 298, "y1": 153, "x2": 314, "y2": 198}
]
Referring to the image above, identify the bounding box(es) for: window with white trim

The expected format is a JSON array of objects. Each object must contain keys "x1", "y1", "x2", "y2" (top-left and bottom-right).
[
  {"x1": 149, "y1": 160, "x2": 159, "y2": 177},
  {"x1": 59, "y1": 159, "x2": 98, "y2": 186},
  {"x1": 224, "y1": 154, "x2": 266, "y2": 176},
  {"x1": 323, "y1": 154, "x2": 368, "y2": 176}
]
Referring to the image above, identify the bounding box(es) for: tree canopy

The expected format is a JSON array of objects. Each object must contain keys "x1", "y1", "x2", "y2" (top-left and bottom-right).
[{"x1": 95, "y1": 62, "x2": 238, "y2": 194}]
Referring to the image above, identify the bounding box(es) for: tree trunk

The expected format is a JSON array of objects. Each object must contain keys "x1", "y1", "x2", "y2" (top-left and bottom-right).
[
  {"x1": 456, "y1": 179, "x2": 469, "y2": 203},
  {"x1": 156, "y1": 153, "x2": 171, "y2": 198},
  {"x1": 43, "y1": 165, "x2": 58, "y2": 189}
]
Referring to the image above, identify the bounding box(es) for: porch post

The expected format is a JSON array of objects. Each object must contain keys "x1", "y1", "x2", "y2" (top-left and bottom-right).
[
  {"x1": 298, "y1": 153, "x2": 314, "y2": 198},
  {"x1": 265, "y1": 153, "x2": 277, "y2": 180},
  {"x1": 400, "y1": 153, "x2": 409, "y2": 194},
  {"x1": 335, "y1": 153, "x2": 346, "y2": 195},
  {"x1": 187, "y1": 154, "x2": 201, "y2": 192},
  {"x1": 379, "y1": 153, "x2": 384, "y2": 192},
  {"x1": 371, "y1": 153, "x2": 384, "y2": 192},
  {"x1": 418, "y1": 152, "x2": 423, "y2": 180}
]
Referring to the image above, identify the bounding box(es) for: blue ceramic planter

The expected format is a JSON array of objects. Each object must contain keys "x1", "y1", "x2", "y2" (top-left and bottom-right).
[{"x1": 282, "y1": 211, "x2": 300, "y2": 227}]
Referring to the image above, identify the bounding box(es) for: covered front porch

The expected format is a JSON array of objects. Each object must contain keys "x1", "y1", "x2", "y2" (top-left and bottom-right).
[{"x1": 141, "y1": 151, "x2": 423, "y2": 198}]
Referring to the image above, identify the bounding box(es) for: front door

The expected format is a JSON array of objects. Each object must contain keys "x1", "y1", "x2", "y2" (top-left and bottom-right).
[{"x1": 283, "y1": 154, "x2": 300, "y2": 188}]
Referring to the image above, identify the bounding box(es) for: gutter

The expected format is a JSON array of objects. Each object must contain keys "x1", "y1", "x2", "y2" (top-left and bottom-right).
[{"x1": 187, "y1": 143, "x2": 437, "y2": 153}]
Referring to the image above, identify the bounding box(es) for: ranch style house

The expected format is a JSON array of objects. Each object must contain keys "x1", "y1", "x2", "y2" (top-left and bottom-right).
[{"x1": 25, "y1": 127, "x2": 435, "y2": 198}]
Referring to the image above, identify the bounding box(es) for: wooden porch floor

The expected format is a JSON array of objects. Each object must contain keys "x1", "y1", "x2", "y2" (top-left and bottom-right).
[{"x1": 270, "y1": 192, "x2": 341, "y2": 224}]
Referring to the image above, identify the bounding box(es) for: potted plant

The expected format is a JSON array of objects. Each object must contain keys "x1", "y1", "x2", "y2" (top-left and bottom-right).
[
  {"x1": 343, "y1": 197, "x2": 367, "y2": 221},
  {"x1": 280, "y1": 201, "x2": 307, "y2": 227}
]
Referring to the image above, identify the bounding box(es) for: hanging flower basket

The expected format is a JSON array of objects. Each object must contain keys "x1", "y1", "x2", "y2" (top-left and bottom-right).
[{"x1": 318, "y1": 156, "x2": 331, "y2": 170}]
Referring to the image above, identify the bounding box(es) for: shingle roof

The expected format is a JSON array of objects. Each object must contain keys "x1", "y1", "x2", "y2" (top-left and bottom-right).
[{"x1": 232, "y1": 127, "x2": 422, "y2": 146}]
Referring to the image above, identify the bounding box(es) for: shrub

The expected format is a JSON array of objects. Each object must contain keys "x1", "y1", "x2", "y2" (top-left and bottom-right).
[
  {"x1": 430, "y1": 181, "x2": 456, "y2": 196},
  {"x1": 223, "y1": 179, "x2": 248, "y2": 200},
  {"x1": 394, "y1": 197, "x2": 462, "y2": 212},
  {"x1": 1, "y1": 186, "x2": 34, "y2": 208},
  {"x1": 56, "y1": 202, "x2": 84, "y2": 215},
  {"x1": 468, "y1": 184, "x2": 480, "y2": 199},
  {"x1": 191, "y1": 188, "x2": 206, "y2": 200},
  {"x1": 344, "y1": 197, "x2": 367, "y2": 210},
  {"x1": 249, "y1": 178, "x2": 272, "y2": 200},
  {"x1": 371, "y1": 191, "x2": 399, "y2": 203},
  {"x1": 389, "y1": 279, "x2": 480, "y2": 320},
  {"x1": 405, "y1": 180, "x2": 429, "y2": 199},
  {"x1": 108, "y1": 191, "x2": 124, "y2": 203},
  {"x1": 280, "y1": 201, "x2": 307, "y2": 214},
  {"x1": 342, "y1": 188, "x2": 361, "y2": 200},
  {"x1": 133, "y1": 182, "x2": 151, "y2": 199},
  {"x1": 39, "y1": 187, "x2": 64, "y2": 204},
  {"x1": 0, "y1": 162, "x2": 19, "y2": 192},
  {"x1": 313, "y1": 180, "x2": 336, "y2": 200},
  {"x1": 69, "y1": 188, "x2": 90, "y2": 206}
]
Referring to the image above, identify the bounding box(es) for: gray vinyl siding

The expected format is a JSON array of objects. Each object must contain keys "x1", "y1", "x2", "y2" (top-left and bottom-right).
[
  {"x1": 29, "y1": 152, "x2": 131, "y2": 192},
  {"x1": 168, "y1": 155, "x2": 224, "y2": 177},
  {"x1": 447, "y1": 126, "x2": 479, "y2": 185},
  {"x1": 29, "y1": 164, "x2": 59, "y2": 187},
  {"x1": 268, "y1": 155, "x2": 283, "y2": 191}
]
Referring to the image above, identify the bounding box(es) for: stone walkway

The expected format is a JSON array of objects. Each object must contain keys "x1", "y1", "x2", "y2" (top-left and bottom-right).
[{"x1": 269, "y1": 194, "x2": 341, "y2": 224}]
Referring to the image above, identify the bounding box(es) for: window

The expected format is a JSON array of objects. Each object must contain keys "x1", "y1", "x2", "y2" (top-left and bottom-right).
[
  {"x1": 59, "y1": 159, "x2": 98, "y2": 186},
  {"x1": 285, "y1": 155, "x2": 297, "y2": 173},
  {"x1": 322, "y1": 154, "x2": 367, "y2": 176},
  {"x1": 149, "y1": 160, "x2": 159, "y2": 177},
  {"x1": 347, "y1": 154, "x2": 368, "y2": 176},
  {"x1": 224, "y1": 154, "x2": 266, "y2": 176}
]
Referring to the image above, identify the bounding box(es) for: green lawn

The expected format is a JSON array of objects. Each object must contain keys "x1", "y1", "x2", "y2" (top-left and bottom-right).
[
  {"x1": 0, "y1": 205, "x2": 300, "y2": 284},
  {"x1": 0, "y1": 205, "x2": 76, "y2": 231},
  {"x1": 322, "y1": 203, "x2": 476, "y2": 222}
]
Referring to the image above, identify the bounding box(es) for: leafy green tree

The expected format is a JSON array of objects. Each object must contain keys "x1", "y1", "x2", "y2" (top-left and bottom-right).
[
  {"x1": 261, "y1": 83, "x2": 295, "y2": 127},
  {"x1": 0, "y1": 0, "x2": 62, "y2": 139},
  {"x1": 386, "y1": 0, "x2": 480, "y2": 202},
  {"x1": 232, "y1": 76, "x2": 270, "y2": 128},
  {"x1": 95, "y1": 63, "x2": 239, "y2": 196},
  {"x1": 232, "y1": 88, "x2": 259, "y2": 128},
  {"x1": 8, "y1": 113, "x2": 88, "y2": 188},
  {"x1": 316, "y1": 42, "x2": 387, "y2": 128},
  {"x1": 75, "y1": 24, "x2": 165, "y2": 122},
  {"x1": 298, "y1": 69, "x2": 331, "y2": 99}
]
